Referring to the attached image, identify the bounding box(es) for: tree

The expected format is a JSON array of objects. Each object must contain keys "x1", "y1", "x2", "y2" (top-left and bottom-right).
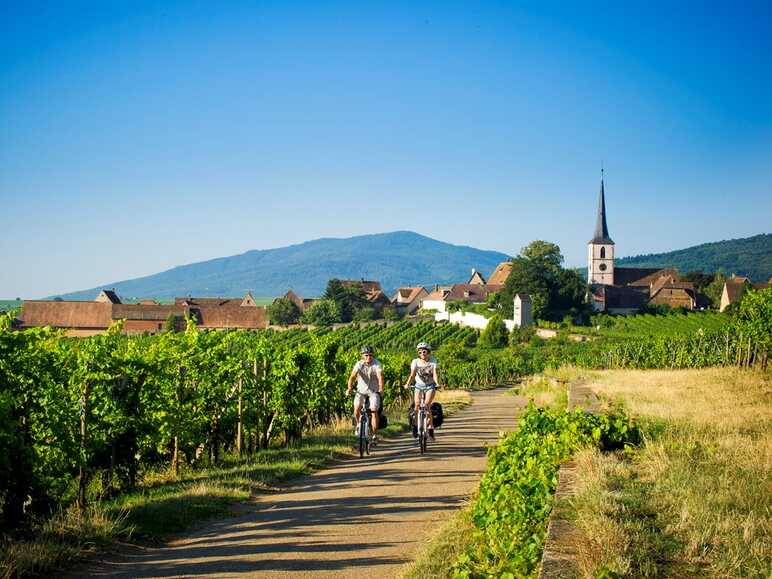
[
  {"x1": 301, "y1": 299, "x2": 340, "y2": 326},
  {"x1": 268, "y1": 297, "x2": 301, "y2": 326},
  {"x1": 734, "y1": 286, "x2": 772, "y2": 369},
  {"x1": 499, "y1": 241, "x2": 586, "y2": 321},
  {"x1": 553, "y1": 268, "x2": 586, "y2": 312},
  {"x1": 521, "y1": 240, "x2": 563, "y2": 272},
  {"x1": 480, "y1": 316, "x2": 508, "y2": 348},
  {"x1": 163, "y1": 313, "x2": 177, "y2": 333},
  {"x1": 499, "y1": 257, "x2": 550, "y2": 320},
  {"x1": 323, "y1": 279, "x2": 368, "y2": 323},
  {"x1": 704, "y1": 271, "x2": 727, "y2": 309},
  {"x1": 352, "y1": 307, "x2": 375, "y2": 322}
]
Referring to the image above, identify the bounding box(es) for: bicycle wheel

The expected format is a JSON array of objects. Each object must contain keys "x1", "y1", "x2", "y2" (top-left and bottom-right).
[{"x1": 359, "y1": 417, "x2": 366, "y2": 458}]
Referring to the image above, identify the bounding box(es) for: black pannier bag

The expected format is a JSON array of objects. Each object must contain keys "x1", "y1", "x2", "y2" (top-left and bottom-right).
[
  {"x1": 378, "y1": 410, "x2": 388, "y2": 429},
  {"x1": 431, "y1": 402, "x2": 444, "y2": 428}
]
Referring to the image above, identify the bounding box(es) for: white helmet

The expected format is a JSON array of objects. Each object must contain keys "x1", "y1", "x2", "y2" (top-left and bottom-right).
[{"x1": 416, "y1": 342, "x2": 432, "y2": 351}]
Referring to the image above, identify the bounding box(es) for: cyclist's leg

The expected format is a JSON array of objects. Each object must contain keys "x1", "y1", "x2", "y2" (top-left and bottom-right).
[
  {"x1": 369, "y1": 392, "x2": 379, "y2": 435},
  {"x1": 424, "y1": 387, "x2": 437, "y2": 429},
  {"x1": 353, "y1": 393, "x2": 363, "y2": 432}
]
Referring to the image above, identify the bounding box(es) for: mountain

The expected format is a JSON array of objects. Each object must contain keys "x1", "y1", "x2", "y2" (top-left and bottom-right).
[
  {"x1": 616, "y1": 233, "x2": 772, "y2": 281},
  {"x1": 57, "y1": 231, "x2": 511, "y2": 301}
]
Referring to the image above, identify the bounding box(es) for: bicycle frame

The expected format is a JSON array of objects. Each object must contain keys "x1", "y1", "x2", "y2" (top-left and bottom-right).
[
  {"x1": 416, "y1": 390, "x2": 429, "y2": 454},
  {"x1": 358, "y1": 397, "x2": 373, "y2": 458}
]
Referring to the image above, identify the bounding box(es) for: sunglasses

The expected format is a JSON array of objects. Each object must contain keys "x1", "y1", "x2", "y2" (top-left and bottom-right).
[{"x1": 418, "y1": 349, "x2": 429, "y2": 353}]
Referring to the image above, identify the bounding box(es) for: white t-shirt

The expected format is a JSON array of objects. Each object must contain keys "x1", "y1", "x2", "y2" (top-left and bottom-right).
[
  {"x1": 352, "y1": 359, "x2": 383, "y2": 393},
  {"x1": 411, "y1": 357, "x2": 438, "y2": 386}
]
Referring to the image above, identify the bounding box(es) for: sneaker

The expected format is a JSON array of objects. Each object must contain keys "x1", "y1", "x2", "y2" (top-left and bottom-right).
[
  {"x1": 370, "y1": 436, "x2": 377, "y2": 447},
  {"x1": 428, "y1": 429, "x2": 435, "y2": 440},
  {"x1": 355, "y1": 423, "x2": 360, "y2": 436}
]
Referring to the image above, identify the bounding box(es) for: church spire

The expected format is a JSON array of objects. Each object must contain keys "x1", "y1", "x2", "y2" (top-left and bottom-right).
[{"x1": 590, "y1": 168, "x2": 614, "y2": 245}]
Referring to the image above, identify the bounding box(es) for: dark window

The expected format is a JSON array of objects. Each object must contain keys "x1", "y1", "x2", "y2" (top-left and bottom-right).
[
  {"x1": 599, "y1": 263, "x2": 607, "y2": 271},
  {"x1": 600, "y1": 247, "x2": 606, "y2": 259}
]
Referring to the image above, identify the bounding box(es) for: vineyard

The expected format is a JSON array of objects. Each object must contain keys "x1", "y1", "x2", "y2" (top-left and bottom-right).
[
  {"x1": 0, "y1": 316, "x2": 502, "y2": 532},
  {"x1": 595, "y1": 311, "x2": 729, "y2": 338},
  {"x1": 262, "y1": 319, "x2": 478, "y2": 351}
]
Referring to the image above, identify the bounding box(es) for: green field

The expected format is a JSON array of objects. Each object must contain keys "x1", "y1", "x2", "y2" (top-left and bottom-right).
[{"x1": 0, "y1": 299, "x2": 21, "y2": 313}]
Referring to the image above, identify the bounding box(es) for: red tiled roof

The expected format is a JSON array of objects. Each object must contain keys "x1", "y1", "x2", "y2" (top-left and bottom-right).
[
  {"x1": 20, "y1": 301, "x2": 113, "y2": 329},
  {"x1": 112, "y1": 304, "x2": 188, "y2": 321},
  {"x1": 392, "y1": 287, "x2": 426, "y2": 304},
  {"x1": 340, "y1": 280, "x2": 382, "y2": 293},
  {"x1": 487, "y1": 262, "x2": 512, "y2": 285},
  {"x1": 196, "y1": 305, "x2": 267, "y2": 329},
  {"x1": 614, "y1": 267, "x2": 678, "y2": 287}
]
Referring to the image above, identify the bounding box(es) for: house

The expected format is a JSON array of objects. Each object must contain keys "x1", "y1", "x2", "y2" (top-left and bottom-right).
[
  {"x1": 468, "y1": 269, "x2": 487, "y2": 285},
  {"x1": 720, "y1": 275, "x2": 770, "y2": 311},
  {"x1": 391, "y1": 286, "x2": 428, "y2": 315},
  {"x1": 586, "y1": 172, "x2": 697, "y2": 313},
  {"x1": 421, "y1": 283, "x2": 503, "y2": 313},
  {"x1": 276, "y1": 289, "x2": 319, "y2": 312},
  {"x1": 175, "y1": 292, "x2": 257, "y2": 308},
  {"x1": 19, "y1": 290, "x2": 267, "y2": 336},
  {"x1": 487, "y1": 261, "x2": 512, "y2": 285},
  {"x1": 340, "y1": 279, "x2": 390, "y2": 311}
]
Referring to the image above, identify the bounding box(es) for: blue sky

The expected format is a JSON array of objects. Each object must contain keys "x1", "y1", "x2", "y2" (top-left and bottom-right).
[{"x1": 1, "y1": 1, "x2": 771, "y2": 298}]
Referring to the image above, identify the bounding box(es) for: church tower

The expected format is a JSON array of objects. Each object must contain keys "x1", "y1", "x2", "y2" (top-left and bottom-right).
[{"x1": 588, "y1": 171, "x2": 615, "y2": 285}]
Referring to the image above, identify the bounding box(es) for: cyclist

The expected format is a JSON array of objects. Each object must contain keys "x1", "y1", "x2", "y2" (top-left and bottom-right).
[
  {"x1": 346, "y1": 345, "x2": 384, "y2": 446},
  {"x1": 404, "y1": 342, "x2": 442, "y2": 440}
]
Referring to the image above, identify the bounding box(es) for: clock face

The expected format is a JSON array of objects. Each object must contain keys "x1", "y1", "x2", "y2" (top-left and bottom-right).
[{"x1": 599, "y1": 263, "x2": 607, "y2": 271}]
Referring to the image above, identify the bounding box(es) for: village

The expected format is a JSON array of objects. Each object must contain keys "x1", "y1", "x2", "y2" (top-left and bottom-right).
[{"x1": 11, "y1": 177, "x2": 764, "y2": 337}]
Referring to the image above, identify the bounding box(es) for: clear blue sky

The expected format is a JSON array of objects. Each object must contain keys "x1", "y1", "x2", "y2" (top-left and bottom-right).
[{"x1": 2, "y1": 0, "x2": 771, "y2": 298}]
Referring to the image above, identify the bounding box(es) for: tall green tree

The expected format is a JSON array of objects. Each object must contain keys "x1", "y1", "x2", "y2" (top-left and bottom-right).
[
  {"x1": 301, "y1": 299, "x2": 340, "y2": 326},
  {"x1": 268, "y1": 297, "x2": 301, "y2": 326},
  {"x1": 499, "y1": 241, "x2": 585, "y2": 320}
]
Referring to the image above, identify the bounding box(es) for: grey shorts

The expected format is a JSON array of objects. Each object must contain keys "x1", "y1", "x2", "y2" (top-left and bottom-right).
[
  {"x1": 414, "y1": 383, "x2": 437, "y2": 393},
  {"x1": 354, "y1": 391, "x2": 380, "y2": 411}
]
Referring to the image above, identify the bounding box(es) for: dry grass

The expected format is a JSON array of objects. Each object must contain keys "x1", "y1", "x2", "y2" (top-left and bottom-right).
[{"x1": 569, "y1": 367, "x2": 771, "y2": 578}]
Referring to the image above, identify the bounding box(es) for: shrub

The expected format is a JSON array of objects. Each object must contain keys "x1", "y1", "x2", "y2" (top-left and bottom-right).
[{"x1": 480, "y1": 316, "x2": 508, "y2": 348}]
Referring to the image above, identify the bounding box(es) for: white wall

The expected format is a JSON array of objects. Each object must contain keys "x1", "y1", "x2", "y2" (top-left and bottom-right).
[
  {"x1": 435, "y1": 310, "x2": 516, "y2": 332},
  {"x1": 422, "y1": 299, "x2": 447, "y2": 313}
]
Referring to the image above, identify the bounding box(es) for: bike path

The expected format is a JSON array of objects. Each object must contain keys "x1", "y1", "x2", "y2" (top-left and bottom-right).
[{"x1": 77, "y1": 388, "x2": 522, "y2": 578}]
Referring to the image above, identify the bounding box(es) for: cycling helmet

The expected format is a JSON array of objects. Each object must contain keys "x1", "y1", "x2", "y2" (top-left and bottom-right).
[
  {"x1": 360, "y1": 345, "x2": 374, "y2": 354},
  {"x1": 416, "y1": 342, "x2": 432, "y2": 351}
]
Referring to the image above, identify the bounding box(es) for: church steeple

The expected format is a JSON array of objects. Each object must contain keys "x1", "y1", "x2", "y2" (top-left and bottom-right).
[
  {"x1": 587, "y1": 169, "x2": 615, "y2": 289},
  {"x1": 590, "y1": 169, "x2": 614, "y2": 245}
]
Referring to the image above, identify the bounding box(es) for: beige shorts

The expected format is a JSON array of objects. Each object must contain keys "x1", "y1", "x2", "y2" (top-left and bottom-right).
[{"x1": 354, "y1": 391, "x2": 380, "y2": 411}]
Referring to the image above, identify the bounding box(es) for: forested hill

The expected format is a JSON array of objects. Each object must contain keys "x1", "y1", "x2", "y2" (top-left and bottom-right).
[
  {"x1": 57, "y1": 231, "x2": 510, "y2": 301},
  {"x1": 616, "y1": 233, "x2": 772, "y2": 281}
]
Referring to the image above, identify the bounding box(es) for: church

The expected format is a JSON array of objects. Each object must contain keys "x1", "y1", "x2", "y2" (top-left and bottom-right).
[{"x1": 587, "y1": 173, "x2": 697, "y2": 314}]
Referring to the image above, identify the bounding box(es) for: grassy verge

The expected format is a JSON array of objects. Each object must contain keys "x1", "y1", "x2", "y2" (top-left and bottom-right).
[
  {"x1": 403, "y1": 506, "x2": 477, "y2": 579},
  {"x1": 1, "y1": 390, "x2": 471, "y2": 578},
  {"x1": 568, "y1": 368, "x2": 771, "y2": 577}
]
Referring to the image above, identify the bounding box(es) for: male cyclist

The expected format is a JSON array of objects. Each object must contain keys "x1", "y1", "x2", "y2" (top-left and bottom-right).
[
  {"x1": 404, "y1": 342, "x2": 442, "y2": 440},
  {"x1": 346, "y1": 345, "x2": 384, "y2": 446}
]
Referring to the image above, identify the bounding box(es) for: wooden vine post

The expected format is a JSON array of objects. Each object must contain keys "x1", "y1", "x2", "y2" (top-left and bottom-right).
[
  {"x1": 77, "y1": 380, "x2": 92, "y2": 511},
  {"x1": 236, "y1": 377, "x2": 243, "y2": 457}
]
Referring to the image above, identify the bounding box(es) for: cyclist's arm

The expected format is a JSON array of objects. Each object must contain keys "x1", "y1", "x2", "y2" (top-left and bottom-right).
[
  {"x1": 404, "y1": 366, "x2": 416, "y2": 388},
  {"x1": 433, "y1": 364, "x2": 443, "y2": 389},
  {"x1": 346, "y1": 367, "x2": 358, "y2": 395},
  {"x1": 377, "y1": 366, "x2": 385, "y2": 394}
]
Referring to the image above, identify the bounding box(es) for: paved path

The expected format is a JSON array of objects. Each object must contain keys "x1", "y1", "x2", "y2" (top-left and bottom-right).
[{"x1": 76, "y1": 389, "x2": 521, "y2": 579}]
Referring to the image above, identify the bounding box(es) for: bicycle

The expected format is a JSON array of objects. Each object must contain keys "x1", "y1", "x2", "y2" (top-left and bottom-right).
[
  {"x1": 354, "y1": 394, "x2": 376, "y2": 458},
  {"x1": 414, "y1": 389, "x2": 430, "y2": 455}
]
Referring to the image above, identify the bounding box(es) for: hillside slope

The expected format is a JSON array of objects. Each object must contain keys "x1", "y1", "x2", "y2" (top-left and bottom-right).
[
  {"x1": 616, "y1": 233, "x2": 771, "y2": 281},
  {"x1": 58, "y1": 231, "x2": 510, "y2": 300}
]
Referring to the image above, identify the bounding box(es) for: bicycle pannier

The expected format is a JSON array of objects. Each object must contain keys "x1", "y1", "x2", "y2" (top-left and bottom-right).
[
  {"x1": 378, "y1": 410, "x2": 388, "y2": 429},
  {"x1": 431, "y1": 402, "x2": 444, "y2": 428}
]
